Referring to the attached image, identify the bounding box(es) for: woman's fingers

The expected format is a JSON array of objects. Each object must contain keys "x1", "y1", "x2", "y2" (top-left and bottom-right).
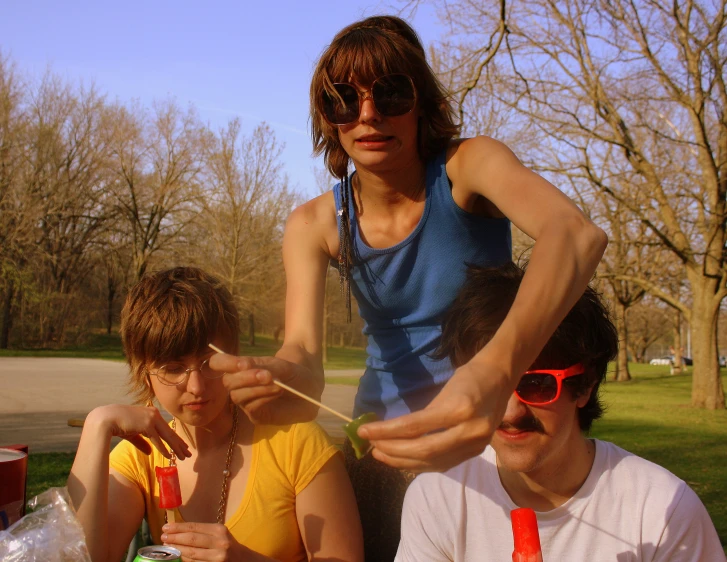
[
  {"x1": 370, "y1": 420, "x2": 492, "y2": 472},
  {"x1": 155, "y1": 418, "x2": 192, "y2": 460}
]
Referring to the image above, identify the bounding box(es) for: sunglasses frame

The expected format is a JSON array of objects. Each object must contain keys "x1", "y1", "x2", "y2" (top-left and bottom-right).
[
  {"x1": 321, "y1": 73, "x2": 417, "y2": 126},
  {"x1": 515, "y1": 363, "x2": 585, "y2": 406}
]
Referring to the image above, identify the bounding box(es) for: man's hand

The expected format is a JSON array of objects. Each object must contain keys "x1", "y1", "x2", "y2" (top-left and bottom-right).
[{"x1": 358, "y1": 360, "x2": 516, "y2": 472}]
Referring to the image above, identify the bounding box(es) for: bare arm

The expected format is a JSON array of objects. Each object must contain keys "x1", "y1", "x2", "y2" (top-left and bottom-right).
[
  {"x1": 296, "y1": 455, "x2": 364, "y2": 562},
  {"x1": 67, "y1": 405, "x2": 189, "y2": 562},
  {"x1": 451, "y1": 136, "x2": 606, "y2": 386},
  {"x1": 362, "y1": 137, "x2": 607, "y2": 471},
  {"x1": 212, "y1": 195, "x2": 337, "y2": 424}
]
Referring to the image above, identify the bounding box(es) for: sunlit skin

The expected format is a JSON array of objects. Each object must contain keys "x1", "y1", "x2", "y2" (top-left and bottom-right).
[
  {"x1": 336, "y1": 81, "x2": 422, "y2": 180},
  {"x1": 493, "y1": 383, "x2": 596, "y2": 512}
]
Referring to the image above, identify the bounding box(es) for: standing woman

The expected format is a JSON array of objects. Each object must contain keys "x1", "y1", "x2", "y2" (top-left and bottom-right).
[{"x1": 212, "y1": 15, "x2": 607, "y2": 561}]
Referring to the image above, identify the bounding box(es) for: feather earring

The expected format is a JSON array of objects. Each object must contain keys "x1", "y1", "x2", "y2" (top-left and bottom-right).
[{"x1": 337, "y1": 175, "x2": 353, "y2": 322}]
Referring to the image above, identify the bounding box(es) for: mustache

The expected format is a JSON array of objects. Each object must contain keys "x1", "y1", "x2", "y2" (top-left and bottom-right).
[{"x1": 499, "y1": 415, "x2": 545, "y2": 433}]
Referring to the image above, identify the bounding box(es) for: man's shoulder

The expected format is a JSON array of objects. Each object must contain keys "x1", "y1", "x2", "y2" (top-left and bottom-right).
[{"x1": 594, "y1": 440, "x2": 687, "y2": 496}]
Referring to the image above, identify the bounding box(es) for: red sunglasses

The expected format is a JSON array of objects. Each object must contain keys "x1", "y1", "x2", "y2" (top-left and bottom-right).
[{"x1": 515, "y1": 363, "x2": 585, "y2": 406}]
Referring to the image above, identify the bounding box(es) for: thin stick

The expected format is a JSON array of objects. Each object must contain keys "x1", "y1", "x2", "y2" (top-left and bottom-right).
[{"x1": 208, "y1": 343, "x2": 353, "y2": 423}]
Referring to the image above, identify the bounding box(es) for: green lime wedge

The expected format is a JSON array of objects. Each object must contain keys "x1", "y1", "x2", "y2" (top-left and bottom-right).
[{"x1": 343, "y1": 412, "x2": 378, "y2": 459}]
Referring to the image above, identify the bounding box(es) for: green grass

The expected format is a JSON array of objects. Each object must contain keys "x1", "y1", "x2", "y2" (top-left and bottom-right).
[
  {"x1": 0, "y1": 331, "x2": 369, "y2": 369},
  {"x1": 25, "y1": 452, "x2": 75, "y2": 500}
]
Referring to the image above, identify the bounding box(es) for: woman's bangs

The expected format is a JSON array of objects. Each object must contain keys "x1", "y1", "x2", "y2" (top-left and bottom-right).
[
  {"x1": 142, "y1": 296, "x2": 218, "y2": 366},
  {"x1": 326, "y1": 32, "x2": 415, "y2": 86}
]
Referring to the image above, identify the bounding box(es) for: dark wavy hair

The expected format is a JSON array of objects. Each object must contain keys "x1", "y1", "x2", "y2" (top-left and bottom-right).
[
  {"x1": 310, "y1": 15, "x2": 460, "y2": 178},
  {"x1": 120, "y1": 267, "x2": 240, "y2": 405},
  {"x1": 435, "y1": 262, "x2": 618, "y2": 432}
]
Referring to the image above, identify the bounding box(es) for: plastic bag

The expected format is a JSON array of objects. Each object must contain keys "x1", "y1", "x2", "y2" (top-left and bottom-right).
[{"x1": 0, "y1": 487, "x2": 91, "y2": 562}]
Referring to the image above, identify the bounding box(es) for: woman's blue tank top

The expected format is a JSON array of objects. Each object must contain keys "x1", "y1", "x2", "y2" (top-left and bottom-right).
[{"x1": 333, "y1": 149, "x2": 512, "y2": 419}]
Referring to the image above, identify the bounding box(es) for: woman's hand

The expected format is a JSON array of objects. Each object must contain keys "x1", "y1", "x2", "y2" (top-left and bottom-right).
[
  {"x1": 162, "y1": 522, "x2": 253, "y2": 562},
  {"x1": 209, "y1": 352, "x2": 323, "y2": 425},
  {"x1": 358, "y1": 360, "x2": 516, "y2": 472},
  {"x1": 86, "y1": 405, "x2": 190, "y2": 460}
]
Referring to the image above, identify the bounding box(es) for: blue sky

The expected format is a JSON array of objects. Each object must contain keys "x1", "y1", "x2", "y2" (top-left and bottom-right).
[{"x1": 0, "y1": 0, "x2": 442, "y2": 198}]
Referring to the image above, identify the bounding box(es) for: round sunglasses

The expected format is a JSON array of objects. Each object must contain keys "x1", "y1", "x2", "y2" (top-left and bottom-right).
[
  {"x1": 515, "y1": 363, "x2": 585, "y2": 406},
  {"x1": 321, "y1": 74, "x2": 417, "y2": 125}
]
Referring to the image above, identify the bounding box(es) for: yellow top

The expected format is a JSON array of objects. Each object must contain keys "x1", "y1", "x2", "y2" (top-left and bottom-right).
[{"x1": 110, "y1": 420, "x2": 339, "y2": 562}]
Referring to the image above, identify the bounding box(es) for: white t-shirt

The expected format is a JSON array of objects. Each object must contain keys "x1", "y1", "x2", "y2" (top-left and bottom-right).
[{"x1": 396, "y1": 440, "x2": 725, "y2": 562}]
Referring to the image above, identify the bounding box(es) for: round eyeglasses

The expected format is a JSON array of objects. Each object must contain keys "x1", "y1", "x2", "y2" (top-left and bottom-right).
[
  {"x1": 321, "y1": 74, "x2": 417, "y2": 125},
  {"x1": 148, "y1": 359, "x2": 224, "y2": 386}
]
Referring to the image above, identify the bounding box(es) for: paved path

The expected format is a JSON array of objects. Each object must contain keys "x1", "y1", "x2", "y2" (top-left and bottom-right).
[{"x1": 0, "y1": 358, "x2": 360, "y2": 453}]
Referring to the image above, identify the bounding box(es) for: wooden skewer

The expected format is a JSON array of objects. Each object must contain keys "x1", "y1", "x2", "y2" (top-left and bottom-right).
[{"x1": 208, "y1": 343, "x2": 353, "y2": 423}]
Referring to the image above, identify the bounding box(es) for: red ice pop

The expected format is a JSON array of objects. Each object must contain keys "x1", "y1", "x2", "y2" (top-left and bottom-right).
[
  {"x1": 155, "y1": 466, "x2": 182, "y2": 509},
  {"x1": 511, "y1": 508, "x2": 543, "y2": 562}
]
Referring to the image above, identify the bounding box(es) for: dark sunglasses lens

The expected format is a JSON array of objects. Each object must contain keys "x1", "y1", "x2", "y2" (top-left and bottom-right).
[
  {"x1": 516, "y1": 374, "x2": 558, "y2": 404},
  {"x1": 323, "y1": 83, "x2": 360, "y2": 124},
  {"x1": 372, "y1": 75, "x2": 416, "y2": 116}
]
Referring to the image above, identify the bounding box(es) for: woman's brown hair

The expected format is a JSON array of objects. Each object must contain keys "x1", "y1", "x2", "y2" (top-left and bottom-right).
[
  {"x1": 120, "y1": 266, "x2": 240, "y2": 405},
  {"x1": 310, "y1": 15, "x2": 460, "y2": 178}
]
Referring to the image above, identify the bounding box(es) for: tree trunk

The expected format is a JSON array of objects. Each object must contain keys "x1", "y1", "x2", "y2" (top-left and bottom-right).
[
  {"x1": 1, "y1": 279, "x2": 16, "y2": 349},
  {"x1": 671, "y1": 311, "x2": 683, "y2": 375},
  {"x1": 690, "y1": 284, "x2": 725, "y2": 409},
  {"x1": 106, "y1": 278, "x2": 116, "y2": 335},
  {"x1": 248, "y1": 313, "x2": 255, "y2": 347},
  {"x1": 613, "y1": 300, "x2": 631, "y2": 381}
]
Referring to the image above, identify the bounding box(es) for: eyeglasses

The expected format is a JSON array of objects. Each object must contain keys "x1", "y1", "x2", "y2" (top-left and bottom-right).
[
  {"x1": 148, "y1": 359, "x2": 224, "y2": 386},
  {"x1": 322, "y1": 74, "x2": 417, "y2": 125},
  {"x1": 515, "y1": 363, "x2": 585, "y2": 406}
]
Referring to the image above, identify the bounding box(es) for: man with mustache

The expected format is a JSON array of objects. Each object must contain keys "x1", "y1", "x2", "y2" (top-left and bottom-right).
[{"x1": 395, "y1": 263, "x2": 725, "y2": 561}]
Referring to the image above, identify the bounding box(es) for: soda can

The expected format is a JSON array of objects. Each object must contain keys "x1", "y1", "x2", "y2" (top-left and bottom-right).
[{"x1": 133, "y1": 545, "x2": 182, "y2": 561}]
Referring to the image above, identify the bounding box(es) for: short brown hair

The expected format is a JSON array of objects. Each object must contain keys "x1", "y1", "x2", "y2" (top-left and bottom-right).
[
  {"x1": 435, "y1": 263, "x2": 618, "y2": 432},
  {"x1": 310, "y1": 15, "x2": 460, "y2": 178},
  {"x1": 120, "y1": 267, "x2": 239, "y2": 404}
]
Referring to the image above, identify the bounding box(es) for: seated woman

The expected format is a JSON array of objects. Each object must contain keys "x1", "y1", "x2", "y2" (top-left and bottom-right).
[{"x1": 67, "y1": 267, "x2": 363, "y2": 562}]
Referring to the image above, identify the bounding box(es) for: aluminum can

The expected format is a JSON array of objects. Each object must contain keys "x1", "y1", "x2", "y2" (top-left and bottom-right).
[{"x1": 133, "y1": 545, "x2": 182, "y2": 561}]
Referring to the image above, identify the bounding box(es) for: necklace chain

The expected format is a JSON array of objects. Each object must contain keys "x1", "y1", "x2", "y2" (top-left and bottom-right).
[{"x1": 168, "y1": 406, "x2": 239, "y2": 525}]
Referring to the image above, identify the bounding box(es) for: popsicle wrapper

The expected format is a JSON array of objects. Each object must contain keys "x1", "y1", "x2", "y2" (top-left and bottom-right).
[{"x1": 155, "y1": 465, "x2": 182, "y2": 509}]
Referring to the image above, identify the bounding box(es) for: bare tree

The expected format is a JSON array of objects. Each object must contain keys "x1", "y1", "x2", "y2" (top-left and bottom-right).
[
  {"x1": 23, "y1": 75, "x2": 115, "y2": 343},
  {"x1": 0, "y1": 54, "x2": 29, "y2": 348},
  {"x1": 194, "y1": 120, "x2": 299, "y2": 344},
  {"x1": 428, "y1": 0, "x2": 726, "y2": 408},
  {"x1": 627, "y1": 299, "x2": 673, "y2": 363},
  {"x1": 108, "y1": 100, "x2": 206, "y2": 281}
]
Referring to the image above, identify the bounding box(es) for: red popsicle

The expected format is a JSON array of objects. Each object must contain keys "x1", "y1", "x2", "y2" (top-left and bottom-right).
[
  {"x1": 511, "y1": 508, "x2": 543, "y2": 562},
  {"x1": 155, "y1": 465, "x2": 182, "y2": 509}
]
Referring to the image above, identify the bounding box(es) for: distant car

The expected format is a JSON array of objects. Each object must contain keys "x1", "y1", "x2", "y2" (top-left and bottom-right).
[
  {"x1": 721, "y1": 356, "x2": 727, "y2": 368},
  {"x1": 649, "y1": 355, "x2": 692, "y2": 366}
]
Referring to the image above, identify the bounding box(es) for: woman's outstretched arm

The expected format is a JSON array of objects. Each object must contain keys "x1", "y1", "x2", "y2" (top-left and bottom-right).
[{"x1": 361, "y1": 137, "x2": 607, "y2": 472}]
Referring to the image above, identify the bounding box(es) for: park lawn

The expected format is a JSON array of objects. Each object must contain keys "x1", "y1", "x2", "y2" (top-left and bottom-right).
[{"x1": 0, "y1": 331, "x2": 369, "y2": 369}]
